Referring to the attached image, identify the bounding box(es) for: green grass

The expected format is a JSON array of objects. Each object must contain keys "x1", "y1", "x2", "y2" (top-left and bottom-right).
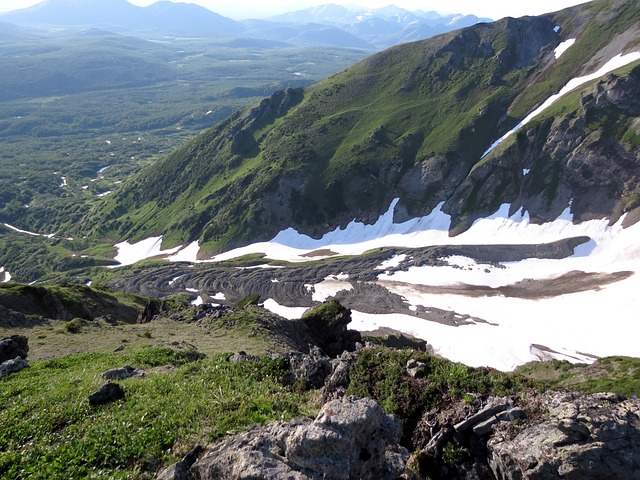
[
  {"x1": 0, "y1": 349, "x2": 315, "y2": 479},
  {"x1": 516, "y1": 356, "x2": 640, "y2": 398},
  {"x1": 346, "y1": 347, "x2": 529, "y2": 444}
]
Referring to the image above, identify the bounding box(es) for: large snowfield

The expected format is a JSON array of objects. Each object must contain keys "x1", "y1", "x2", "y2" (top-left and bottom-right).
[{"x1": 111, "y1": 197, "x2": 640, "y2": 371}]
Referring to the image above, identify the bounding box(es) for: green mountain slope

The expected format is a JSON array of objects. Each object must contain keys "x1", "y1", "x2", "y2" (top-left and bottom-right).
[{"x1": 81, "y1": 0, "x2": 640, "y2": 254}]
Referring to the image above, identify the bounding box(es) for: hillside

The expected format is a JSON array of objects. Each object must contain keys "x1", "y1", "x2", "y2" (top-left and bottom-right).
[
  {"x1": 1, "y1": 291, "x2": 638, "y2": 479},
  {"x1": 82, "y1": 0, "x2": 640, "y2": 253}
]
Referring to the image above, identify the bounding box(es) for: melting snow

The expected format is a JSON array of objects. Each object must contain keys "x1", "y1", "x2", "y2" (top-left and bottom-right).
[
  {"x1": 191, "y1": 296, "x2": 204, "y2": 306},
  {"x1": 3, "y1": 223, "x2": 55, "y2": 238},
  {"x1": 482, "y1": 51, "x2": 640, "y2": 158},
  {"x1": 168, "y1": 241, "x2": 200, "y2": 262},
  {"x1": 554, "y1": 38, "x2": 576, "y2": 59},
  {"x1": 243, "y1": 197, "x2": 640, "y2": 371},
  {"x1": 375, "y1": 254, "x2": 407, "y2": 270},
  {"x1": 308, "y1": 275, "x2": 354, "y2": 302},
  {"x1": 112, "y1": 236, "x2": 182, "y2": 267},
  {"x1": 0, "y1": 267, "x2": 11, "y2": 283},
  {"x1": 262, "y1": 299, "x2": 309, "y2": 319}
]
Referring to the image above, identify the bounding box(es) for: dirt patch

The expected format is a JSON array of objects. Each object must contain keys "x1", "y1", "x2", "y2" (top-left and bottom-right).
[
  {"x1": 378, "y1": 270, "x2": 634, "y2": 300},
  {"x1": 300, "y1": 249, "x2": 339, "y2": 258}
]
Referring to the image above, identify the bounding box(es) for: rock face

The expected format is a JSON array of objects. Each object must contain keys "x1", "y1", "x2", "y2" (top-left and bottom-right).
[
  {"x1": 159, "y1": 396, "x2": 409, "y2": 480},
  {"x1": 0, "y1": 335, "x2": 29, "y2": 362},
  {"x1": 488, "y1": 391, "x2": 640, "y2": 480}
]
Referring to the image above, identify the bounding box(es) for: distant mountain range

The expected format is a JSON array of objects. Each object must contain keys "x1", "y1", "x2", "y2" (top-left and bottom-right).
[
  {"x1": 0, "y1": 0, "x2": 492, "y2": 50},
  {"x1": 269, "y1": 4, "x2": 492, "y2": 49}
]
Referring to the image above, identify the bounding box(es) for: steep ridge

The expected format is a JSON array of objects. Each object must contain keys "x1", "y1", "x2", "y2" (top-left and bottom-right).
[{"x1": 82, "y1": 0, "x2": 640, "y2": 256}]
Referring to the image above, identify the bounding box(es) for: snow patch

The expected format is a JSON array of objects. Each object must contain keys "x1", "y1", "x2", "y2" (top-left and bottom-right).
[
  {"x1": 3, "y1": 223, "x2": 55, "y2": 238},
  {"x1": 262, "y1": 299, "x2": 308, "y2": 319},
  {"x1": 112, "y1": 236, "x2": 182, "y2": 267},
  {"x1": 310, "y1": 275, "x2": 354, "y2": 302},
  {"x1": 96, "y1": 191, "x2": 111, "y2": 197},
  {"x1": 168, "y1": 275, "x2": 184, "y2": 286},
  {"x1": 553, "y1": 25, "x2": 561, "y2": 33},
  {"x1": 191, "y1": 296, "x2": 204, "y2": 306},
  {"x1": 212, "y1": 292, "x2": 226, "y2": 301},
  {"x1": 554, "y1": 38, "x2": 575, "y2": 59},
  {"x1": 523, "y1": 168, "x2": 530, "y2": 176},
  {"x1": 0, "y1": 267, "x2": 11, "y2": 283},
  {"x1": 375, "y1": 254, "x2": 407, "y2": 270},
  {"x1": 168, "y1": 241, "x2": 200, "y2": 262}
]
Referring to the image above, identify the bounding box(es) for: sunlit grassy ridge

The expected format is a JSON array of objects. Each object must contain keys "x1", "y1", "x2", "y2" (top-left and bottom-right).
[{"x1": 79, "y1": 0, "x2": 640, "y2": 256}]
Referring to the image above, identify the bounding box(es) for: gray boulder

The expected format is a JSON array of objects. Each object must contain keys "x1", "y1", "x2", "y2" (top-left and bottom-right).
[
  {"x1": 100, "y1": 365, "x2": 146, "y2": 380},
  {"x1": 161, "y1": 396, "x2": 409, "y2": 480},
  {"x1": 488, "y1": 390, "x2": 640, "y2": 480},
  {"x1": 0, "y1": 335, "x2": 28, "y2": 362},
  {"x1": 89, "y1": 382, "x2": 125, "y2": 406},
  {"x1": 0, "y1": 356, "x2": 29, "y2": 378}
]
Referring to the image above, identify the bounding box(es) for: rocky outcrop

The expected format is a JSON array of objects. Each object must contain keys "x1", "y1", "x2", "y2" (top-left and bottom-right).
[
  {"x1": 276, "y1": 346, "x2": 333, "y2": 390},
  {"x1": 158, "y1": 396, "x2": 410, "y2": 480},
  {"x1": 322, "y1": 350, "x2": 359, "y2": 402},
  {"x1": 299, "y1": 300, "x2": 362, "y2": 357},
  {"x1": 410, "y1": 390, "x2": 640, "y2": 480},
  {"x1": 0, "y1": 334, "x2": 28, "y2": 362},
  {"x1": 488, "y1": 391, "x2": 640, "y2": 480}
]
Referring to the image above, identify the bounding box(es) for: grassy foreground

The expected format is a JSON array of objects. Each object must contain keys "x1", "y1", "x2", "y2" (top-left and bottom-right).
[
  {"x1": 2, "y1": 294, "x2": 638, "y2": 479},
  {"x1": 0, "y1": 348, "x2": 316, "y2": 479}
]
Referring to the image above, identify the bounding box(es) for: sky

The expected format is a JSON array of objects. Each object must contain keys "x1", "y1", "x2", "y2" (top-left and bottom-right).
[{"x1": 0, "y1": 0, "x2": 592, "y2": 20}]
